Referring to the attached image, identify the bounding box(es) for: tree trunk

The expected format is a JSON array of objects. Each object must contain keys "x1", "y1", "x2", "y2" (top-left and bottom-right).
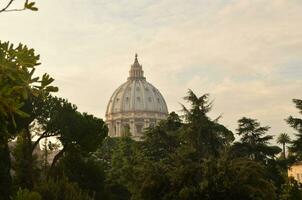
[
  {"x1": 0, "y1": 139, "x2": 12, "y2": 200},
  {"x1": 283, "y1": 143, "x2": 286, "y2": 159},
  {"x1": 47, "y1": 146, "x2": 66, "y2": 179}
]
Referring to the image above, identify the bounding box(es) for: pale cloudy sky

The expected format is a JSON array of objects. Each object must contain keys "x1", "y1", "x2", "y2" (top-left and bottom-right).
[{"x1": 1, "y1": 0, "x2": 301, "y2": 141}]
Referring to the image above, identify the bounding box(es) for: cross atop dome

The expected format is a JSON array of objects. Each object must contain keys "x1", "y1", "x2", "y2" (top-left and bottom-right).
[{"x1": 128, "y1": 53, "x2": 145, "y2": 80}]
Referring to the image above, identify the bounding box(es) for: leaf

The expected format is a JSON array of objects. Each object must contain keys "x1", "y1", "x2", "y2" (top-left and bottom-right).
[
  {"x1": 24, "y1": 1, "x2": 38, "y2": 11},
  {"x1": 14, "y1": 108, "x2": 30, "y2": 118},
  {"x1": 46, "y1": 86, "x2": 59, "y2": 92},
  {"x1": 29, "y1": 7, "x2": 38, "y2": 11}
]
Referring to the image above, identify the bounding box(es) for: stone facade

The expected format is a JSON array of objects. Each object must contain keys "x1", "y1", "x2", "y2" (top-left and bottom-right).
[
  {"x1": 288, "y1": 162, "x2": 302, "y2": 183},
  {"x1": 105, "y1": 54, "x2": 168, "y2": 139}
]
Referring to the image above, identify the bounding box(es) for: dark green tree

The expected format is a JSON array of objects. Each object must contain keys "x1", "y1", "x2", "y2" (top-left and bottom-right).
[
  {"x1": 181, "y1": 90, "x2": 234, "y2": 157},
  {"x1": 12, "y1": 131, "x2": 40, "y2": 190},
  {"x1": 280, "y1": 177, "x2": 302, "y2": 200},
  {"x1": 287, "y1": 99, "x2": 302, "y2": 160},
  {"x1": 105, "y1": 137, "x2": 136, "y2": 200},
  {"x1": 232, "y1": 117, "x2": 281, "y2": 163},
  {"x1": 198, "y1": 155, "x2": 276, "y2": 200},
  {"x1": 35, "y1": 177, "x2": 93, "y2": 200},
  {"x1": 56, "y1": 150, "x2": 108, "y2": 200},
  {"x1": 46, "y1": 100, "x2": 108, "y2": 177}
]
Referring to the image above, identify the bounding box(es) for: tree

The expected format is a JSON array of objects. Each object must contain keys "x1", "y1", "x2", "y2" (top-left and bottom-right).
[
  {"x1": 12, "y1": 131, "x2": 40, "y2": 190},
  {"x1": 0, "y1": 41, "x2": 57, "y2": 199},
  {"x1": 198, "y1": 156, "x2": 276, "y2": 200},
  {"x1": 232, "y1": 117, "x2": 281, "y2": 163},
  {"x1": 105, "y1": 137, "x2": 136, "y2": 200},
  {"x1": 46, "y1": 99, "x2": 108, "y2": 177},
  {"x1": 287, "y1": 99, "x2": 302, "y2": 160},
  {"x1": 14, "y1": 188, "x2": 41, "y2": 200},
  {"x1": 181, "y1": 90, "x2": 234, "y2": 157},
  {"x1": 35, "y1": 177, "x2": 93, "y2": 200},
  {"x1": 280, "y1": 177, "x2": 302, "y2": 200},
  {"x1": 55, "y1": 150, "x2": 108, "y2": 200},
  {"x1": 141, "y1": 117, "x2": 181, "y2": 162},
  {"x1": 277, "y1": 133, "x2": 291, "y2": 159}
]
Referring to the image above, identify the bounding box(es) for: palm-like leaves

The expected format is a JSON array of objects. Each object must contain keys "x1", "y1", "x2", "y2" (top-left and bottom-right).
[{"x1": 277, "y1": 133, "x2": 291, "y2": 159}]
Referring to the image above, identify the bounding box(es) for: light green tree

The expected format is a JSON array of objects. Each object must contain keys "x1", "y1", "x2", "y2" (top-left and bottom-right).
[{"x1": 0, "y1": 41, "x2": 57, "y2": 199}]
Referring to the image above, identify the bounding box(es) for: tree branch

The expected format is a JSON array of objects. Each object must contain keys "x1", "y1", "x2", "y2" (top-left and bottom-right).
[
  {"x1": 0, "y1": 0, "x2": 15, "y2": 13},
  {"x1": 47, "y1": 145, "x2": 66, "y2": 179},
  {"x1": 32, "y1": 131, "x2": 59, "y2": 151},
  {"x1": 0, "y1": 0, "x2": 35, "y2": 13},
  {"x1": 2, "y1": 8, "x2": 26, "y2": 12}
]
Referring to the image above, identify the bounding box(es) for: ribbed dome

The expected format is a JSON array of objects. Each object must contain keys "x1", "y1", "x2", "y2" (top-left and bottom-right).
[
  {"x1": 106, "y1": 80, "x2": 168, "y2": 116},
  {"x1": 106, "y1": 54, "x2": 168, "y2": 116},
  {"x1": 105, "y1": 54, "x2": 168, "y2": 138}
]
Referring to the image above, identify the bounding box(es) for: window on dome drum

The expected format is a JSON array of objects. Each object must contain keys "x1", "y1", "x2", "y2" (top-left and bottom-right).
[
  {"x1": 137, "y1": 97, "x2": 141, "y2": 102},
  {"x1": 145, "y1": 87, "x2": 149, "y2": 91},
  {"x1": 148, "y1": 97, "x2": 152, "y2": 102},
  {"x1": 126, "y1": 97, "x2": 129, "y2": 102},
  {"x1": 157, "y1": 98, "x2": 160, "y2": 103},
  {"x1": 136, "y1": 124, "x2": 143, "y2": 134},
  {"x1": 122, "y1": 124, "x2": 131, "y2": 136},
  {"x1": 116, "y1": 98, "x2": 119, "y2": 102}
]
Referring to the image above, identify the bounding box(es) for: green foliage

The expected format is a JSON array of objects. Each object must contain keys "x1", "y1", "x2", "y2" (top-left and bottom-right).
[
  {"x1": 14, "y1": 188, "x2": 41, "y2": 200},
  {"x1": 0, "y1": 41, "x2": 39, "y2": 131},
  {"x1": 35, "y1": 178, "x2": 93, "y2": 200},
  {"x1": 56, "y1": 150, "x2": 107, "y2": 200},
  {"x1": 280, "y1": 177, "x2": 302, "y2": 200},
  {"x1": 106, "y1": 137, "x2": 137, "y2": 190},
  {"x1": 277, "y1": 133, "x2": 291, "y2": 159},
  {"x1": 101, "y1": 90, "x2": 277, "y2": 200},
  {"x1": 12, "y1": 132, "x2": 40, "y2": 190},
  {"x1": 198, "y1": 156, "x2": 276, "y2": 200},
  {"x1": 181, "y1": 90, "x2": 234, "y2": 157},
  {"x1": 232, "y1": 117, "x2": 281, "y2": 163},
  {"x1": 24, "y1": 1, "x2": 38, "y2": 11},
  {"x1": 0, "y1": 41, "x2": 57, "y2": 199},
  {"x1": 287, "y1": 99, "x2": 302, "y2": 160}
]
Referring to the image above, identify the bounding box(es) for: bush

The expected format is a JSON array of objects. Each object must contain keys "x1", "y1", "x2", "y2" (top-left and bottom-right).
[
  {"x1": 14, "y1": 188, "x2": 41, "y2": 200},
  {"x1": 280, "y1": 177, "x2": 302, "y2": 200},
  {"x1": 35, "y1": 177, "x2": 93, "y2": 200}
]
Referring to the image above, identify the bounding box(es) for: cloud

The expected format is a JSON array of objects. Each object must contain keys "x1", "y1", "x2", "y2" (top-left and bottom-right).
[{"x1": 0, "y1": 0, "x2": 301, "y2": 141}]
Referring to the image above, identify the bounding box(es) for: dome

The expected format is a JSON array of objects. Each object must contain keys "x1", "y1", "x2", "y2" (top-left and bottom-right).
[
  {"x1": 106, "y1": 80, "x2": 168, "y2": 115},
  {"x1": 105, "y1": 54, "x2": 168, "y2": 139}
]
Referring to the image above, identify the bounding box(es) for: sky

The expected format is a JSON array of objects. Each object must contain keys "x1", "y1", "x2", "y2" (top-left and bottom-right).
[{"x1": 0, "y1": 0, "x2": 301, "y2": 142}]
